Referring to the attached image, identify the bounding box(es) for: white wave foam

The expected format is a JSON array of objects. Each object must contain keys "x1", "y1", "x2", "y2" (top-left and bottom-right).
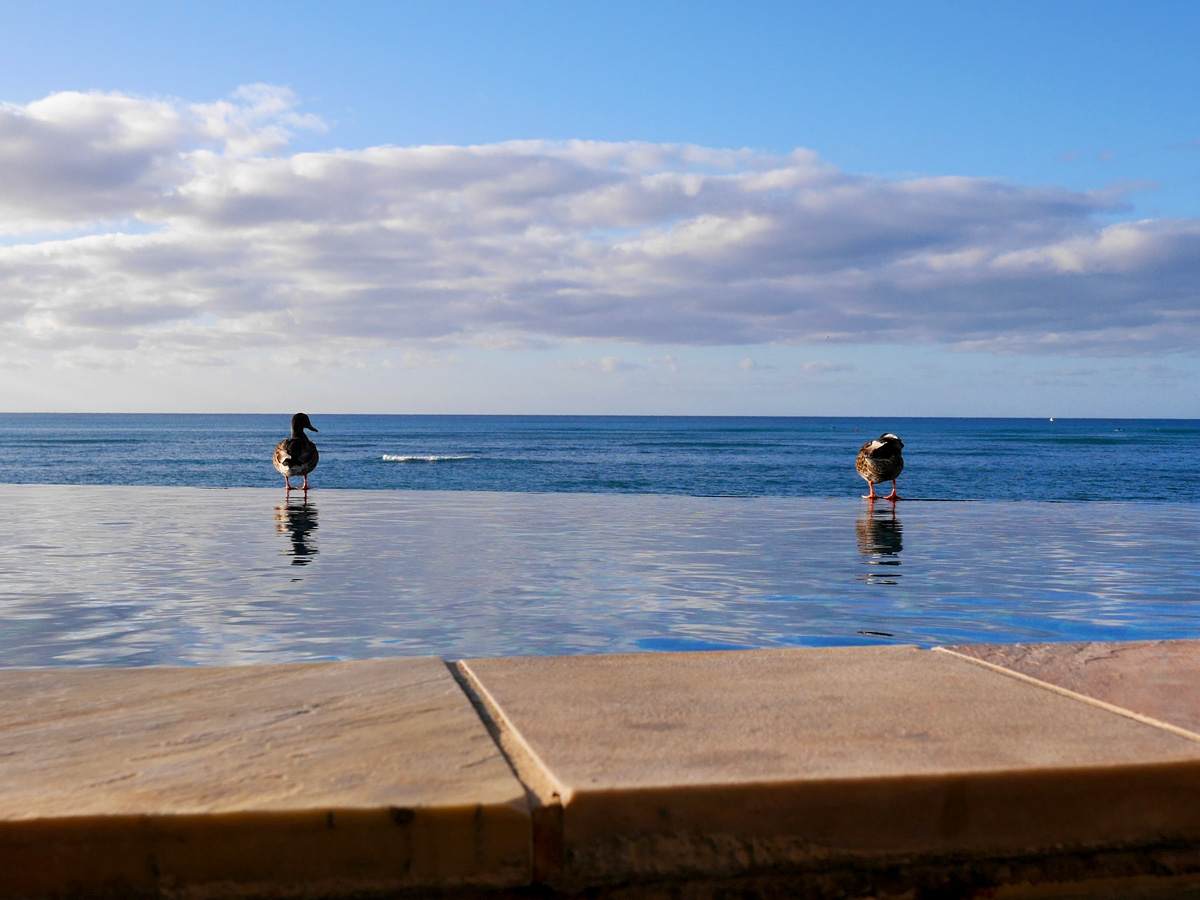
[{"x1": 381, "y1": 454, "x2": 471, "y2": 463}]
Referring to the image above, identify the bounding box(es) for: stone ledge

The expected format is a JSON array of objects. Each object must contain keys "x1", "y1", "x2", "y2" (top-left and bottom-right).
[
  {"x1": 0, "y1": 658, "x2": 530, "y2": 898},
  {"x1": 460, "y1": 644, "x2": 1200, "y2": 895},
  {"x1": 4, "y1": 643, "x2": 1200, "y2": 898},
  {"x1": 940, "y1": 640, "x2": 1200, "y2": 741}
]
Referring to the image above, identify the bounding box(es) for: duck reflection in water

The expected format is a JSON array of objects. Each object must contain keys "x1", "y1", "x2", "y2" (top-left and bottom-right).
[
  {"x1": 856, "y1": 505, "x2": 902, "y2": 585},
  {"x1": 275, "y1": 499, "x2": 318, "y2": 566}
]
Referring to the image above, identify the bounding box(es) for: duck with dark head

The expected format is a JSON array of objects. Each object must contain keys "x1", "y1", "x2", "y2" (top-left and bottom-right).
[
  {"x1": 856, "y1": 433, "x2": 903, "y2": 501},
  {"x1": 273, "y1": 413, "x2": 320, "y2": 493}
]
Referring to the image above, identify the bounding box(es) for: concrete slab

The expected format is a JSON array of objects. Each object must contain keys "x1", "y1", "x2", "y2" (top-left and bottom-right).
[
  {"x1": 942, "y1": 639, "x2": 1200, "y2": 740},
  {"x1": 0, "y1": 658, "x2": 530, "y2": 898},
  {"x1": 460, "y1": 646, "x2": 1200, "y2": 887}
]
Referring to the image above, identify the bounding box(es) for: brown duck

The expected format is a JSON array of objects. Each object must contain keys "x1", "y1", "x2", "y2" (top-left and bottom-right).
[
  {"x1": 856, "y1": 433, "x2": 903, "y2": 501},
  {"x1": 273, "y1": 413, "x2": 320, "y2": 492}
]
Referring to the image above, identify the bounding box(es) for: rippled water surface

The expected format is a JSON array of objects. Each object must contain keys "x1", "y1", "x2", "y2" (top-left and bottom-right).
[{"x1": 2, "y1": 485, "x2": 1197, "y2": 668}]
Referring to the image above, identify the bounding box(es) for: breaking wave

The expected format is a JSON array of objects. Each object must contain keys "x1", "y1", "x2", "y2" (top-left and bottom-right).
[{"x1": 381, "y1": 454, "x2": 472, "y2": 463}]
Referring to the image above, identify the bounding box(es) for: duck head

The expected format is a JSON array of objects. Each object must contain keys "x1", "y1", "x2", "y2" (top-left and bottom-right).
[{"x1": 291, "y1": 412, "x2": 318, "y2": 435}]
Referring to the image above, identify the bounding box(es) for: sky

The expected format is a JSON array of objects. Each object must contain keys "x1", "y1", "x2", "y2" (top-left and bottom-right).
[{"x1": 0, "y1": 1, "x2": 1198, "y2": 416}]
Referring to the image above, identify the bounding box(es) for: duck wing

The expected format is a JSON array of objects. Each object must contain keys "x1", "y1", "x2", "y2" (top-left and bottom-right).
[
  {"x1": 856, "y1": 439, "x2": 903, "y2": 482},
  {"x1": 277, "y1": 436, "x2": 319, "y2": 472},
  {"x1": 273, "y1": 438, "x2": 291, "y2": 473},
  {"x1": 298, "y1": 440, "x2": 319, "y2": 471},
  {"x1": 274, "y1": 437, "x2": 316, "y2": 470}
]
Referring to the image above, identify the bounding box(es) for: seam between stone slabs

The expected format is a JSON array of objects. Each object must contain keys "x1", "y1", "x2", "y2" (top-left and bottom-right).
[
  {"x1": 451, "y1": 659, "x2": 569, "y2": 883},
  {"x1": 935, "y1": 646, "x2": 1200, "y2": 746},
  {"x1": 452, "y1": 660, "x2": 568, "y2": 807}
]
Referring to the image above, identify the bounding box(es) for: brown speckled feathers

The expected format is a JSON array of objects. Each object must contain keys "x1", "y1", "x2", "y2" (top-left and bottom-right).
[{"x1": 856, "y1": 433, "x2": 904, "y2": 486}]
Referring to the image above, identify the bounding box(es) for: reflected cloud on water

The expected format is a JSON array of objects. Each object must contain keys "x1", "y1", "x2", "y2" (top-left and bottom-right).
[
  {"x1": 856, "y1": 505, "x2": 902, "y2": 585},
  {"x1": 275, "y1": 499, "x2": 318, "y2": 566},
  {"x1": 2, "y1": 487, "x2": 1199, "y2": 667}
]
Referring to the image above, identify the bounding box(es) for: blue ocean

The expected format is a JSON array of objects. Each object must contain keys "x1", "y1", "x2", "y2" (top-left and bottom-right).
[
  {"x1": 0, "y1": 414, "x2": 1195, "y2": 500},
  {"x1": 1, "y1": 415, "x2": 1198, "y2": 668}
]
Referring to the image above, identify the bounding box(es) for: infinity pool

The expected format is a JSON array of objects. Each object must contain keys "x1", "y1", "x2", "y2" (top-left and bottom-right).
[{"x1": 2, "y1": 485, "x2": 1198, "y2": 667}]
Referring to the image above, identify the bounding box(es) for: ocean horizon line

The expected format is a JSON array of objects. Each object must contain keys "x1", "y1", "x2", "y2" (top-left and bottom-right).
[{"x1": 1, "y1": 412, "x2": 1197, "y2": 422}]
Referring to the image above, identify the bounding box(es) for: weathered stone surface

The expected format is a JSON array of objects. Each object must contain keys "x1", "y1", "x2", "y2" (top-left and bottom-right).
[
  {"x1": 461, "y1": 646, "x2": 1200, "y2": 886},
  {"x1": 942, "y1": 639, "x2": 1200, "y2": 739},
  {"x1": 0, "y1": 658, "x2": 530, "y2": 898}
]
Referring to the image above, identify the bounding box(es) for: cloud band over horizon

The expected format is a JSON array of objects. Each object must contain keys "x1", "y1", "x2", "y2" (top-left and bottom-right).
[{"x1": 2, "y1": 85, "x2": 1198, "y2": 373}]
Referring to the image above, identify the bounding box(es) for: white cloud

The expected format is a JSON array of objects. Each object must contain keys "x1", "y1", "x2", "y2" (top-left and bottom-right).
[
  {"x1": 800, "y1": 361, "x2": 855, "y2": 375},
  {"x1": 558, "y1": 356, "x2": 642, "y2": 373},
  {"x1": 1, "y1": 86, "x2": 1199, "y2": 372},
  {"x1": 739, "y1": 357, "x2": 774, "y2": 371},
  {"x1": 0, "y1": 85, "x2": 324, "y2": 236}
]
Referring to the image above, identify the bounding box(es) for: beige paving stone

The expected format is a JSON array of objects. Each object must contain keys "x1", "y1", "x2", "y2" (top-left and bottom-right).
[
  {"x1": 942, "y1": 640, "x2": 1200, "y2": 739},
  {"x1": 460, "y1": 645, "x2": 1200, "y2": 886},
  {"x1": 0, "y1": 658, "x2": 530, "y2": 898}
]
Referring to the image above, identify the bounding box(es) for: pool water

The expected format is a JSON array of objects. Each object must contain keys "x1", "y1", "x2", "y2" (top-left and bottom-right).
[{"x1": 2, "y1": 485, "x2": 1198, "y2": 668}]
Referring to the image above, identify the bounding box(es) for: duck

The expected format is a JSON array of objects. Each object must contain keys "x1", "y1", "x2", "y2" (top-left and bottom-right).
[
  {"x1": 273, "y1": 413, "x2": 320, "y2": 493},
  {"x1": 856, "y1": 433, "x2": 904, "y2": 501}
]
